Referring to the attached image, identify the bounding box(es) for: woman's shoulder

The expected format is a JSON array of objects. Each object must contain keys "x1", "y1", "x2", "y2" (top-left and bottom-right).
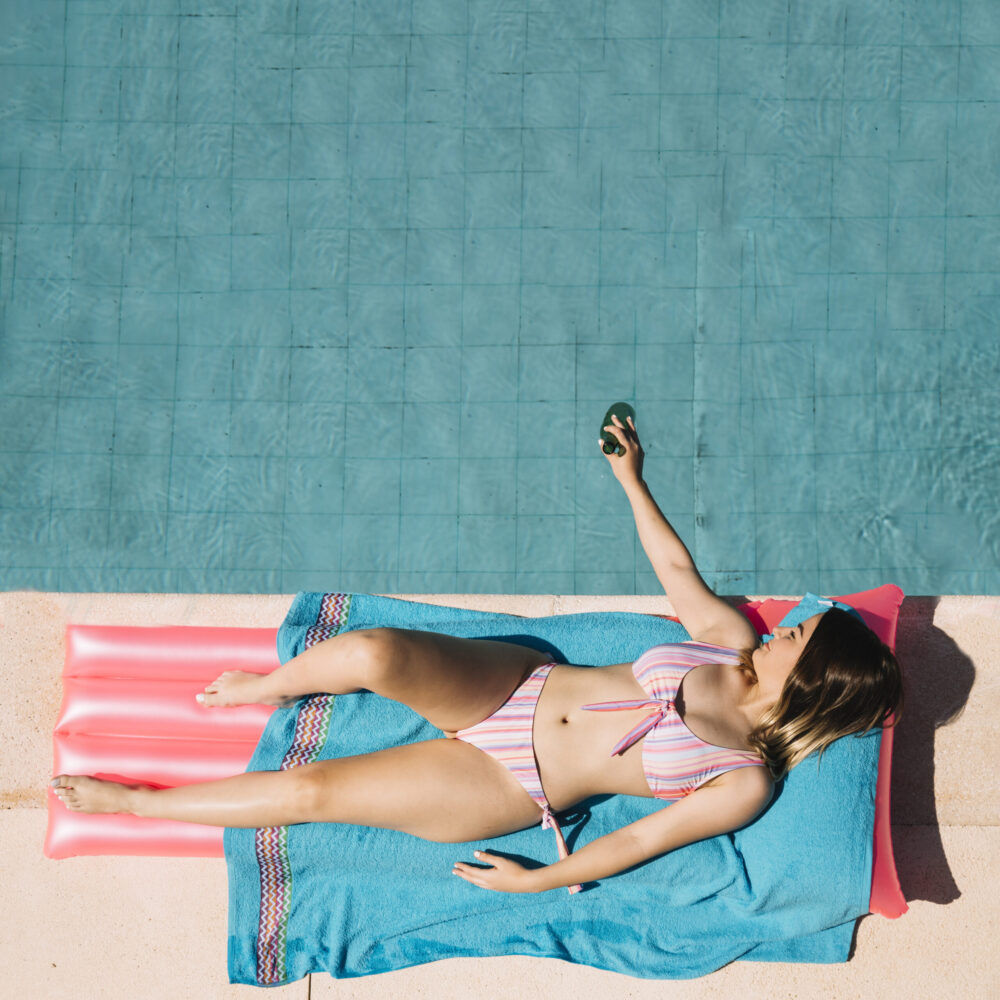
[
  {"x1": 699, "y1": 758, "x2": 774, "y2": 798},
  {"x1": 687, "y1": 615, "x2": 761, "y2": 653}
]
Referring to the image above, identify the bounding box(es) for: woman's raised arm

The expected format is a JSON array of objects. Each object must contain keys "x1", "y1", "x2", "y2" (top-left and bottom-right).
[{"x1": 599, "y1": 414, "x2": 757, "y2": 649}]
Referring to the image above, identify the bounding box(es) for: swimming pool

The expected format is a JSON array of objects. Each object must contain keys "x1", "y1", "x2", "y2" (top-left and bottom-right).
[{"x1": 1, "y1": 0, "x2": 997, "y2": 595}]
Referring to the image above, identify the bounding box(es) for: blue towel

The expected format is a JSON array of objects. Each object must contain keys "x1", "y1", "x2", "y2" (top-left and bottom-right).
[{"x1": 225, "y1": 593, "x2": 879, "y2": 985}]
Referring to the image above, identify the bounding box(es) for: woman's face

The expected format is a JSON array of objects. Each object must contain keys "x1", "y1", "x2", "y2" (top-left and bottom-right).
[{"x1": 751, "y1": 612, "x2": 825, "y2": 693}]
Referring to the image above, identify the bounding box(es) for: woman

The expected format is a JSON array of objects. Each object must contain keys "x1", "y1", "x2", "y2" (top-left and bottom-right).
[{"x1": 52, "y1": 414, "x2": 902, "y2": 894}]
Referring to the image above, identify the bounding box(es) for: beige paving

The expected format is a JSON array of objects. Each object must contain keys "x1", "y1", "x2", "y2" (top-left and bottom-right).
[
  {"x1": 13, "y1": 806, "x2": 306, "y2": 1000},
  {"x1": 4, "y1": 592, "x2": 998, "y2": 998}
]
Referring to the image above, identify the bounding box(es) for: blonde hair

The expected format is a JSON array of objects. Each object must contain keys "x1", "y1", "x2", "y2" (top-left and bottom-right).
[{"x1": 737, "y1": 608, "x2": 903, "y2": 782}]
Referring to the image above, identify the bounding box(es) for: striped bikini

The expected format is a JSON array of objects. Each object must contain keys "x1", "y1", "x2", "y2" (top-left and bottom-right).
[
  {"x1": 583, "y1": 641, "x2": 766, "y2": 799},
  {"x1": 454, "y1": 641, "x2": 765, "y2": 894}
]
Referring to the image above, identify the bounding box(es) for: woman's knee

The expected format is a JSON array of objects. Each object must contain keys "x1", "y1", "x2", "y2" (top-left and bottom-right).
[
  {"x1": 284, "y1": 764, "x2": 328, "y2": 823},
  {"x1": 340, "y1": 627, "x2": 409, "y2": 690}
]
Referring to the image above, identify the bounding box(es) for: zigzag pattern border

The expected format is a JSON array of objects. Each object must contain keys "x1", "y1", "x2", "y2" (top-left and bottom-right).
[{"x1": 254, "y1": 592, "x2": 352, "y2": 985}]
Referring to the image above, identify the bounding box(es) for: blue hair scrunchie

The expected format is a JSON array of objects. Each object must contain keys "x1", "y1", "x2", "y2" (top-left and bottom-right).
[{"x1": 760, "y1": 591, "x2": 865, "y2": 644}]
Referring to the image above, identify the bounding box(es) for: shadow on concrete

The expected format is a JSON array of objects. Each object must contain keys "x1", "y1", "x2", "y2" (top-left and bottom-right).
[{"x1": 890, "y1": 596, "x2": 975, "y2": 906}]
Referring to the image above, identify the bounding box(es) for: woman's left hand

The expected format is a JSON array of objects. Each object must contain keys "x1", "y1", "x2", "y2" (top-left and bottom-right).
[
  {"x1": 452, "y1": 851, "x2": 538, "y2": 892},
  {"x1": 600, "y1": 414, "x2": 644, "y2": 487}
]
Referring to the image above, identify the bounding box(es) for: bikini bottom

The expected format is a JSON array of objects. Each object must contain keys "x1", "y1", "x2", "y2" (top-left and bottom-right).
[{"x1": 454, "y1": 660, "x2": 582, "y2": 894}]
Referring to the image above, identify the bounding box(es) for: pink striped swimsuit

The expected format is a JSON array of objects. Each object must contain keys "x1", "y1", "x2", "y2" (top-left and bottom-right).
[
  {"x1": 455, "y1": 642, "x2": 764, "y2": 895},
  {"x1": 581, "y1": 641, "x2": 765, "y2": 800}
]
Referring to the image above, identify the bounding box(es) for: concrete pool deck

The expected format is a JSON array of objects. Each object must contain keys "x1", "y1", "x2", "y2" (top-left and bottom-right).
[{"x1": 3, "y1": 591, "x2": 997, "y2": 998}]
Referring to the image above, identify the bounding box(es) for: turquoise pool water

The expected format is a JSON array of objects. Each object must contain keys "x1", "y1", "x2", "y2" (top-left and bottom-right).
[{"x1": 1, "y1": 0, "x2": 998, "y2": 596}]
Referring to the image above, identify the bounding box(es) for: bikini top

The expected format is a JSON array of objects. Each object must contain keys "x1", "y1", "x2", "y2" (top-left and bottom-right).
[{"x1": 580, "y1": 641, "x2": 765, "y2": 799}]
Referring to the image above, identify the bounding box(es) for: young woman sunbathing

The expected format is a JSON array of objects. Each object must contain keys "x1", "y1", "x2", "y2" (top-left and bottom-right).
[{"x1": 52, "y1": 414, "x2": 902, "y2": 894}]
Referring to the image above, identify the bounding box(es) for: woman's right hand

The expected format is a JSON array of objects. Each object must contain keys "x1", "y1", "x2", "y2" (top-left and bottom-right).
[{"x1": 599, "y1": 414, "x2": 644, "y2": 487}]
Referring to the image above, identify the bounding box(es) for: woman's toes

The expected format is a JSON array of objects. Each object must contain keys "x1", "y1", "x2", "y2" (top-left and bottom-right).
[
  {"x1": 197, "y1": 674, "x2": 229, "y2": 706},
  {"x1": 52, "y1": 785, "x2": 75, "y2": 808}
]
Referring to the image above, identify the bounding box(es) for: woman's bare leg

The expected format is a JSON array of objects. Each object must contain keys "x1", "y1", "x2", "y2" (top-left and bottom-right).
[
  {"x1": 199, "y1": 628, "x2": 551, "y2": 736},
  {"x1": 54, "y1": 630, "x2": 553, "y2": 831},
  {"x1": 195, "y1": 631, "x2": 380, "y2": 708},
  {"x1": 52, "y1": 769, "x2": 317, "y2": 828},
  {"x1": 52, "y1": 738, "x2": 543, "y2": 841}
]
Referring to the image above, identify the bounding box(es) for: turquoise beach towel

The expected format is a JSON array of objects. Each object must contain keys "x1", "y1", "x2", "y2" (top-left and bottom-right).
[{"x1": 225, "y1": 593, "x2": 879, "y2": 986}]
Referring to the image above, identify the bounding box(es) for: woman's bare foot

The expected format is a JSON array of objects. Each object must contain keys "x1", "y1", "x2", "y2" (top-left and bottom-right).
[
  {"x1": 196, "y1": 670, "x2": 295, "y2": 708},
  {"x1": 51, "y1": 775, "x2": 139, "y2": 815}
]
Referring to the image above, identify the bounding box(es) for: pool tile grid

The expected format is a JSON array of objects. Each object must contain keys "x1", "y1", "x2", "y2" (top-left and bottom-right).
[{"x1": 1, "y1": 0, "x2": 999, "y2": 593}]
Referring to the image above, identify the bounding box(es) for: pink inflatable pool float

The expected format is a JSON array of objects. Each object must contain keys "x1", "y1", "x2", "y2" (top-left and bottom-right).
[{"x1": 47, "y1": 625, "x2": 279, "y2": 859}]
